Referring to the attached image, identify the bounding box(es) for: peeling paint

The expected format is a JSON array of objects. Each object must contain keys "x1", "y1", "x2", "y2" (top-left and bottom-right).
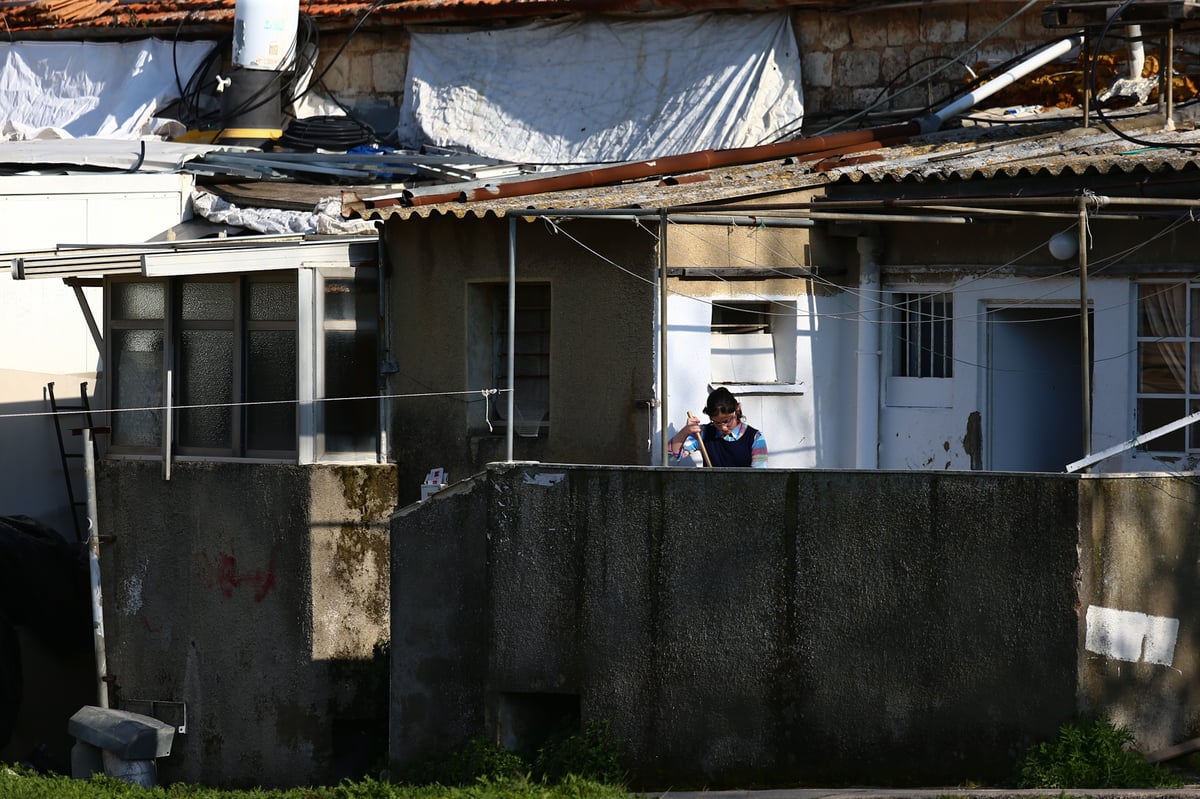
[
  {"x1": 963, "y1": 411, "x2": 982, "y2": 470},
  {"x1": 1085, "y1": 605, "x2": 1179, "y2": 666}
]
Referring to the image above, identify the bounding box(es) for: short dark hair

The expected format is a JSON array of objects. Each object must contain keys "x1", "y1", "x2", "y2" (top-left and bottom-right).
[{"x1": 704, "y1": 387, "x2": 740, "y2": 418}]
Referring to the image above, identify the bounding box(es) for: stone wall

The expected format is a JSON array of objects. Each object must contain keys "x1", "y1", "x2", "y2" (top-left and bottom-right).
[{"x1": 320, "y1": 3, "x2": 1086, "y2": 141}]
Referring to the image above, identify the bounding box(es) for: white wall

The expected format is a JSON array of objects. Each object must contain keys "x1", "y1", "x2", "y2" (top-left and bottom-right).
[
  {"x1": 664, "y1": 289, "x2": 856, "y2": 469},
  {"x1": 0, "y1": 173, "x2": 193, "y2": 536},
  {"x1": 664, "y1": 271, "x2": 1142, "y2": 475},
  {"x1": 876, "y1": 274, "x2": 1133, "y2": 474}
]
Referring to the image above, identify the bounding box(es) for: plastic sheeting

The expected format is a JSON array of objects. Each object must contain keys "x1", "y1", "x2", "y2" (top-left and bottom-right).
[
  {"x1": 0, "y1": 39, "x2": 217, "y2": 140},
  {"x1": 191, "y1": 190, "x2": 378, "y2": 236},
  {"x1": 397, "y1": 13, "x2": 804, "y2": 164}
]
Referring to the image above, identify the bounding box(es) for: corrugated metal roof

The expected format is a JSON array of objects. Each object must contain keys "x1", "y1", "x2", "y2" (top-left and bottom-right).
[{"x1": 331, "y1": 109, "x2": 1200, "y2": 221}]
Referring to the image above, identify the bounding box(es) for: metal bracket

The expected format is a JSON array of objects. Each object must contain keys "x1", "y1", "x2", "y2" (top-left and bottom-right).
[{"x1": 120, "y1": 699, "x2": 187, "y2": 735}]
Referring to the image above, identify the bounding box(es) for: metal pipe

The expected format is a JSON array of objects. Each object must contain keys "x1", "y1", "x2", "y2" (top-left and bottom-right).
[
  {"x1": 506, "y1": 216, "x2": 516, "y2": 463},
  {"x1": 403, "y1": 121, "x2": 921, "y2": 208},
  {"x1": 510, "y1": 208, "x2": 966, "y2": 225},
  {"x1": 672, "y1": 195, "x2": 1200, "y2": 212},
  {"x1": 658, "y1": 209, "x2": 669, "y2": 466},
  {"x1": 377, "y1": 233, "x2": 390, "y2": 465},
  {"x1": 1078, "y1": 198, "x2": 1092, "y2": 468},
  {"x1": 855, "y1": 234, "x2": 882, "y2": 469},
  {"x1": 83, "y1": 428, "x2": 109, "y2": 709},
  {"x1": 925, "y1": 35, "x2": 1085, "y2": 131},
  {"x1": 1166, "y1": 26, "x2": 1176, "y2": 130}
]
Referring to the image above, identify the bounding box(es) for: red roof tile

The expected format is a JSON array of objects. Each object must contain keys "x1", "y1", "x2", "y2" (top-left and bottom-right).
[{"x1": 0, "y1": 0, "x2": 841, "y2": 34}]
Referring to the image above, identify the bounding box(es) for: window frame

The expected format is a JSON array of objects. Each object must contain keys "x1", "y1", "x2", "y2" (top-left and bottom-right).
[
  {"x1": 105, "y1": 266, "x2": 381, "y2": 464},
  {"x1": 467, "y1": 280, "x2": 552, "y2": 438},
  {"x1": 1135, "y1": 280, "x2": 1199, "y2": 454},
  {"x1": 892, "y1": 291, "x2": 954, "y2": 379}
]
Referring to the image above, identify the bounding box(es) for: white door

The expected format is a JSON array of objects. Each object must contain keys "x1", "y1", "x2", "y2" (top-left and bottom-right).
[{"x1": 987, "y1": 306, "x2": 1088, "y2": 472}]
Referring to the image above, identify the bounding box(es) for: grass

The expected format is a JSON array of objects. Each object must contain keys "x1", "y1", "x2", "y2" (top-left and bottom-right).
[
  {"x1": 0, "y1": 721, "x2": 632, "y2": 798},
  {"x1": 0, "y1": 767, "x2": 636, "y2": 799}
]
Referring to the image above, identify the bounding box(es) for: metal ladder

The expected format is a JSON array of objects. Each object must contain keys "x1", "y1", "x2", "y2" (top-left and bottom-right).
[{"x1": 47, "y1": 381, "x2": 104, "y2": 543}]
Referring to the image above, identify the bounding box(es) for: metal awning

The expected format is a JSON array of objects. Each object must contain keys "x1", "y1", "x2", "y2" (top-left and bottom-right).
[{"x1": 9, "y1": 234, "x2": 379, "y2": 280}]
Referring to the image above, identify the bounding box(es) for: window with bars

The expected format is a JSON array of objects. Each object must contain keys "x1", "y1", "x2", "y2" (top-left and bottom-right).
[
  {"x1": 1136, "y1": 281, "x2": 1200, "y2": 452},
  {"x1": 893, "y1": 293, "x2": 953, "y2": 379}
]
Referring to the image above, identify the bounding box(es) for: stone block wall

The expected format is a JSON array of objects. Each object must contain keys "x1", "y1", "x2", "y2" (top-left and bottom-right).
[{"x1": 793, "y1": 3, "x2": 1064, "y2": 123}]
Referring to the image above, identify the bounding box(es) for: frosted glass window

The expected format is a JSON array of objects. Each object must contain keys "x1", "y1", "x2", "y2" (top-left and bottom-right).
[
  {"x1": 112, "y1": 329, "x2": 163, "y2": 448},
  {"x1": 113, "y1": 282, "x2": 165, "y2": 320},
  {"x1": 179, "y1": 330, "x2": 233, "y2": 449},
  {"x1": 250, "y1": 280, "x2": 297, "y2": 322},
  {"x1": 181, "y1": 281, "x2": 234, "y2": 321}
]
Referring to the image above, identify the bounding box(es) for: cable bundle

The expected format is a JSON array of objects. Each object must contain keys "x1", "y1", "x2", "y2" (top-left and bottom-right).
[{"x1": 278, "y1": 115, "x2": 375, "y2": 151}]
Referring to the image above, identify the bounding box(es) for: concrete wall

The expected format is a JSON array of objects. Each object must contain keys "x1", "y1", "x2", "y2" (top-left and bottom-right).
[
  {"x1": 98, "y1": 459, "x2": 395, "y2": 789},
  {"x1": 392, "y1": 464, "x2": 1090, "y2": 788},
  {"x1": 1077, "y1": 476, "x2": 1200, "y2": 752},
  {"x1": 383, "y1": 215, "x2": 658, "y2": 503}
]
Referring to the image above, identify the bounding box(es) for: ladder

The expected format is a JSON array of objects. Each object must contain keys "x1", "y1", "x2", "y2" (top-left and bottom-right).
[{"x1": 47, "y1": 381, "x2": 104, "y2": 543}]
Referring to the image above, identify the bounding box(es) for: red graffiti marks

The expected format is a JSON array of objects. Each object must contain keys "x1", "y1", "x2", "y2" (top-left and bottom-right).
[{"x1": 197, "y1": 544, "x2": 279, "y2": 602}]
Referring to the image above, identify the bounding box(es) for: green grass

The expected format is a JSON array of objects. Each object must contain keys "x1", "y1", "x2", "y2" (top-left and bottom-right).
[{"x1": 0, "y1": 767, "x2": 636, "y2": 799}]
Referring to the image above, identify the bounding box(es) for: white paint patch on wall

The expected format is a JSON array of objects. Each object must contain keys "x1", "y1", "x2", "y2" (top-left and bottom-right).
[
  {"x1": 1085, "y1": 605, "x2": 1179, "y2": 666},
  {"x1": 122, "y1": 572, "x2": 144, "y2": 615}
]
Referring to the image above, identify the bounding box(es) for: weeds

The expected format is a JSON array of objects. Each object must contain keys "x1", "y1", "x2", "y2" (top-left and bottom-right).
[{"x1": 1016, "y1": 717, "x2": 1184, "y2": 789}]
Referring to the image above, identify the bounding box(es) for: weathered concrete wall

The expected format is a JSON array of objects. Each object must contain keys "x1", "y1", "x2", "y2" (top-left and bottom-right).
[
  {"x1": 98, "y1": 460, "x2": 396, "y2": 789},
  {"x1": 391, "y1": 464, "x2": 1083, "y2": 788},
  {"x1": 383, "y1": 215, "x2": 658, "y2": 504},
  {"x1": 1078, "y1": 476, "x2": 1200, "y2": 752},
  {"x1": 390, "y1": 477, "x2": 490, "y2": 767}
]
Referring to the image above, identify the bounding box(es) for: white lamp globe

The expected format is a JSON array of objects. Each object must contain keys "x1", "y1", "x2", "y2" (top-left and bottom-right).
[{"x1": 1049, "y1": 230, "x2": 1079, "y2": 261}]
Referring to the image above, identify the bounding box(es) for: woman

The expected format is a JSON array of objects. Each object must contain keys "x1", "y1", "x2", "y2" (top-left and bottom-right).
[{"x1": 668, "y1": 387, "x2": 767, "y2": 467}]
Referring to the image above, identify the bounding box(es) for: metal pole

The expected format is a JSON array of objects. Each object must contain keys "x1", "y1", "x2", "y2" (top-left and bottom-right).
[
  {"x1": 1078, "y1": 198, "x2": 1092, "y2": 468},
  {"x1": 83, "y1": 428, "x2": 109, "y2": 709},
  {"x1": 659, "y1": 209, "x2": 669, "y2": 465},
  {"x1": 506, "y1": 216, "x2": 516, "y2": 463}
]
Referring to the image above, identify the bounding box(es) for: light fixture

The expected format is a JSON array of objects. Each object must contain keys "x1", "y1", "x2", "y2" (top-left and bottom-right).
[{"x1": 1048, "y1": 230, "x2": 1079, "y2": 261}]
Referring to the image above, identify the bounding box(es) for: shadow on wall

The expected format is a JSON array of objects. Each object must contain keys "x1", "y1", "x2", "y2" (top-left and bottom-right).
[{"x1": 0, "y1": 515, "x2": 95, "y2": 774}]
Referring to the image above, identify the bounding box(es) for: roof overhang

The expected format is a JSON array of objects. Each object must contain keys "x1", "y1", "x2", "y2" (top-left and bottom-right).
[{"x1": 9, "y1": 234, "x2": 379, "y2": 280}]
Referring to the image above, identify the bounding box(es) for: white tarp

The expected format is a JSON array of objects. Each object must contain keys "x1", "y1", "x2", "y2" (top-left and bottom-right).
[
  {"x1": 0, "y1": 39, "x2": 217, "y2": 140},
  {"x1": 397, "y1": 13, "x2": 804, "y2": 164}
]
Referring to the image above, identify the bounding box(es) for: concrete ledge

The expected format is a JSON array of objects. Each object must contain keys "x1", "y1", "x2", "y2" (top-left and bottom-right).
[{"x1": 68, "y1": 706, "x2": 175, "y2": 760}]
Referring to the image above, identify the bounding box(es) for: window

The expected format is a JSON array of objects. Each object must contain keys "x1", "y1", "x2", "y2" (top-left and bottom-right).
[
  {"x1": 107, "y1": 267, "x2": 378, "y2": 461},
  {"x1": 1136, "y1": 281, "x2": 1200, "y2": 452},
  {"x1": 893, "y1": 292, "x2": 953, "y2": 378},
  {"x1": 468, "y1": 282, "x2": 550, "y2": 437},
  {"x1": 710, "y1": 300, "x2": 796, "y2": 384}
]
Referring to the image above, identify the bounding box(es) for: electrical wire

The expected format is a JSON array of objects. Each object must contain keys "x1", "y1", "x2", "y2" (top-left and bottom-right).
[
  {"x1": 785, "y1": 0, "x2": 1045, "y2": 140},
  {"x1": 1088, "y1": 0, "x2": 1200, "y2": 152}
]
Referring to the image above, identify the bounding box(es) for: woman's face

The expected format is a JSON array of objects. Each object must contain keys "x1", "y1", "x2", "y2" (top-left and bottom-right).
[{"x1": 708, "y1": 406, "x2": 740, "y2": 433}]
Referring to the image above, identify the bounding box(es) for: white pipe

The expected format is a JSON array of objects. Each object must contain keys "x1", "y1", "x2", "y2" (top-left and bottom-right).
[
  {"x1": 922, "y1": 34, "x2": 1085, "y2": 132},
  {"x1": 83, "y1": 428, "x2": 109, "y2": 709},
  {"x1": 1127, "y1": 25, "x2": 1145, "y2": 80},
  {"x1": 855, "y1": 235, "x2": 882, "y2": 469}
]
